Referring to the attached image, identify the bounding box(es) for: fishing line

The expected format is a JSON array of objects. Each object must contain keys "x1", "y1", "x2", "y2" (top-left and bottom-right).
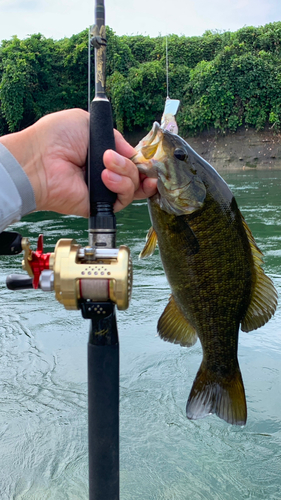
[
  {"x1": 161, "y1": 33, "x2": 180, "y2": 133},
  {"x1": 166, "y1": 35, "x2": 169, "y2": 99}
]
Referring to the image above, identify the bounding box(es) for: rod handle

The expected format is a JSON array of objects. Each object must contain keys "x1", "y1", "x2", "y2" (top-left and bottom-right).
[
  {"x1": 88, "y1": 341, "x2": 119, "y2": 500},
  {"x1": 87, "y1": 99, "x2": 117, "y2": 215}
]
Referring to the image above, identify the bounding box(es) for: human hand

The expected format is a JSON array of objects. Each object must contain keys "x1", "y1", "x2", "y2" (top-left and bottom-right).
[
  {"x1": 0, "y1": 109, "x2": 157, "y2": 217},
  {"x1": 102, "y1": 129, "x2": 158, "y2": 213}
]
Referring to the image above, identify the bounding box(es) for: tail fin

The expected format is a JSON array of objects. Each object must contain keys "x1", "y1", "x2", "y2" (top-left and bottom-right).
[{"x1": 186, "y1": 363, "x2": 247, "y2": 426}]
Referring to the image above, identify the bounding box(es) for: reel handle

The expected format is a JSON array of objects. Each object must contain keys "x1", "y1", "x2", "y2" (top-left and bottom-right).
[{"x1": 6, "y1": 274, "x2": 33, "y2": 290}]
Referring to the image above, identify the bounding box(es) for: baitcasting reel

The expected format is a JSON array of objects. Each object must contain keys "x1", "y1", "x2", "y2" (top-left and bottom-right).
[{"x1": 6, "y1": 233, "x2": 132, "y2": 312}]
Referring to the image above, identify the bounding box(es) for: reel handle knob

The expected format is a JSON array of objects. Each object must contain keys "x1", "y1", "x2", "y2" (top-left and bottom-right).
[{"x1": 6, "y1": 274, "x2": 33, "y2": 290}]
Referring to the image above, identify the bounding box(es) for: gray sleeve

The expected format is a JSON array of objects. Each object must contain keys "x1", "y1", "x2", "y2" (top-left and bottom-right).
[{"x1": 0, "y1": 143, "x2": 36, "y2": 232}]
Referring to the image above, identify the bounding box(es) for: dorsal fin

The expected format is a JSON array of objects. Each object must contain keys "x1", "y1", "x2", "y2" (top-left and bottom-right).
[
  {"x1": 158, "y1": 295, "x2": 198, "y2": 347},
  {"x1": 139, "y1": 227, "x2": 158, "y2": 259},
  {"x1": 241, "y1": 217, "x2": 278, "y2": 332}
]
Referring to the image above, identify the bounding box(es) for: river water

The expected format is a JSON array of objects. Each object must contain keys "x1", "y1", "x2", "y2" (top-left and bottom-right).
[{"x1": 0, "y1": 169, "x2": 281, "y2": 499}]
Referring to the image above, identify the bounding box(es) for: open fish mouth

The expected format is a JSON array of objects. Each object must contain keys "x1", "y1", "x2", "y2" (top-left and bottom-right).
[
  {"x1": 131, "y1": 122, "x2": 166, "y2": 178},
  {"x1": 132, "y1": 122, "x2": 207, "y2": 215},
  {"x1": 135, "y1": 122, "x2": 162, "y2": 151}
]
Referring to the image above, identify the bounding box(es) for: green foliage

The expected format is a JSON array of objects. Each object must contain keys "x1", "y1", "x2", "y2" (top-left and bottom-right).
[
  {"x1": 106, "y1": 71, "x2": 135, "y2": 133},
  {"x1": 106, "y1": 27, "x2": 135, "y2": 76},
  {"x1": 1, "y1": 21, "x2": 281, "y2": 134},
  {"x1": 107, "y1": 60, "x2": 166, "y2": 132},
  {"x1": 0, "y1": 34, "x2": 62, "y2": 131},
  {"x1": 149, "y1": 33, "x2": 224, "y2": 69},
  {"x1": 128, "y1": 60, "x2": 166, "y2": 127},
  {"x1": 0, "y1": 103, "x2": 8, "y2": 135},
  {"x1": 179, "y1": 27, "x2": 281, "y2": 134},
  {"x1": 59, "y1": 30, "x2": 89, "y2": 109},
  {"x1": 0, "y1": 31, "x2": 89, "y2": 132},
  {"x1": 120, "y1": 35, "x2": 155, "y2": 64}
]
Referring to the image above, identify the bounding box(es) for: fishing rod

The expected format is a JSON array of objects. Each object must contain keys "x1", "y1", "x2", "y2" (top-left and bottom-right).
[
  {"x1": 85, "y1": 1, "x2": 129, "y2": 498},
  {"x1": 2, "y1": 1, "x2": 132, "y2": 498}
]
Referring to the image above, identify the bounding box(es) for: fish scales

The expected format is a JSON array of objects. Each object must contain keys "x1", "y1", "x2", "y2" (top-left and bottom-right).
[
  {"x1": 149, "y1": 191, "x2": 251, "y2": 369},
  {"x1": 133, "y1": 122, "x2": 277, "y2": 426}
]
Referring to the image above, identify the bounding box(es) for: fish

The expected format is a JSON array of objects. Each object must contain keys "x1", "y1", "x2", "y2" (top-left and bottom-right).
[{"x1": 132, "y1": 122, "x2": 278, "y2": 426}]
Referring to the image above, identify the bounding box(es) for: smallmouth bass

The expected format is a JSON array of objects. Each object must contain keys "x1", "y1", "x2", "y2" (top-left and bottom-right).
[{"x1": 132, "y1": 122, "x2": 277, "y2": 426}]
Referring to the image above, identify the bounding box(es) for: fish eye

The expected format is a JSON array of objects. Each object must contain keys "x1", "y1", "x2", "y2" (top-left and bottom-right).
[{"x1": 174, "y1": 148, "x2": 187, "y2": 161}]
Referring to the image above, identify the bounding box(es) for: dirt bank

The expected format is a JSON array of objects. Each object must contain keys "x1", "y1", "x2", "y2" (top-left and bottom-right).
[
  {"x1": 126, "y1": 127, "x2": 281, "y2": 171},
  {"x1": 186, "y1": 127, "x2": 281, "y2": 171}
]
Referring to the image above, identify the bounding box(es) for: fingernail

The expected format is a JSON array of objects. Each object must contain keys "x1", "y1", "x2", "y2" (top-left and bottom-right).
[
  {"x1": 107, "y1": 171, "x2": 123, "y2": 182},
  {"x1": 112, "y1": 152, "x2": 126, "y2": 168}
]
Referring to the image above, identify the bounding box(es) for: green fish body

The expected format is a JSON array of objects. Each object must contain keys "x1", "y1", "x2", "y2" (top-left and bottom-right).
[{"x1": 133, "y1": 123, "x2": 277, "y2": 426}]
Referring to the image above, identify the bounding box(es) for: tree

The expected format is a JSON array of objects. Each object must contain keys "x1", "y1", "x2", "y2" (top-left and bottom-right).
[{"x1": 1, "y1": 22, "x2": 281, "y2": 135}]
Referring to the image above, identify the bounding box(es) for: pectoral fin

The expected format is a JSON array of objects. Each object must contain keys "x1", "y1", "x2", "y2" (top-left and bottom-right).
[
  {"x1": 139, "y1": 227, "x2": 158, "y2": 259},
  {"x1": 158, "y1": 295, "x2": 198, "y2": 347},
  {"x1": 241, "y1": 217, "x2": 278, "y2": 332},
  {"x1": 176, "y1": 217, "x2": 200, "y2": 256}
]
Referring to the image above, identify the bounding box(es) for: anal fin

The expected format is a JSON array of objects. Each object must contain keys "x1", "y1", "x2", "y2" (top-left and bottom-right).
[
  {"x1": 139, "y1": 227, "x2": 158, "y2": 259},
  {"x1": 158, "y1": 295, "x2": 198, "y2": 347}
]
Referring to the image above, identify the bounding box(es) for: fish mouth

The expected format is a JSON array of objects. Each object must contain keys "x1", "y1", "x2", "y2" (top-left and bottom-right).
[{"x1": 131, "y1": 122, "x2": 165, "y2": 178}]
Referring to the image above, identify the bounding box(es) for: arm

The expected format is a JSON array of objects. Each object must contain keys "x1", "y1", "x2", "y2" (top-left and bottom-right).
[
  {"x1": 0, "y1": 144, "x2": 36, "y2": 232},
  {"x1": 0, "y1": 109, "x2": 157, "y2": 223}
]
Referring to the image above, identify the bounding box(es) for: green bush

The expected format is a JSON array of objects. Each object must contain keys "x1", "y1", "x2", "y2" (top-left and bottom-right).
[{"x1": 1, "y1": 22, "x2": 281, "y2": 134}]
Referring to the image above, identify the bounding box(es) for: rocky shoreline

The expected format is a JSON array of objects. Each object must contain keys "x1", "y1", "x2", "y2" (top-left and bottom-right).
[{"x1": 127, "y1": 127, "x2": 281, "y2": 171}]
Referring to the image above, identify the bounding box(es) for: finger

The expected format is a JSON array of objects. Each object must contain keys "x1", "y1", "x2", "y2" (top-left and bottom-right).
[
  {"x1": 113, "y1": 129, "x2": 136, "y2": 158},
  {"x1": 134, "y1": 177, "x2": 158, "y2": 200},
  {"x1": 103, "y1": 149, "x2": 139, "y2": 192},
  {"x1": 101, "y1": 169, "x2": 135, "y2": 212}
]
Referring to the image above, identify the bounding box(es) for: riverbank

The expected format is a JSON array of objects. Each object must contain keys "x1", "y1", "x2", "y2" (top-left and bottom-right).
[
  {"x1": 187, "y1": 127, "x2": 281, "y2": 171},
  {"x1": 126, "y1": 127, "x2": 281, "y2": 171}
]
